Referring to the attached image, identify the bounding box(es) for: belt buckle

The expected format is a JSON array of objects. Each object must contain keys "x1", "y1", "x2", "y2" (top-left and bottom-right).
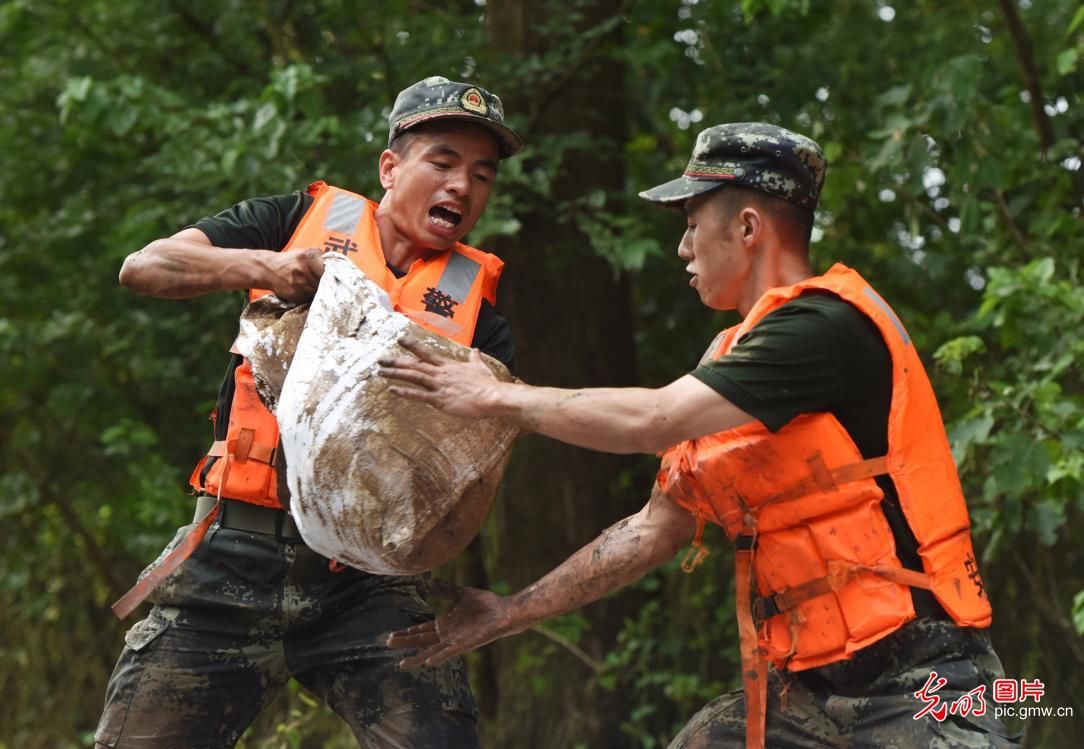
[{"x1": 273, "y1": 510, "x2": 301, "y2": 543}]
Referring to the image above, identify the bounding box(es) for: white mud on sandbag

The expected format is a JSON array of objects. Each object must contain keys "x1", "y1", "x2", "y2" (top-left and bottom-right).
[{"x1": 236, "y1": 253, "x2": 518, "y2": 575}]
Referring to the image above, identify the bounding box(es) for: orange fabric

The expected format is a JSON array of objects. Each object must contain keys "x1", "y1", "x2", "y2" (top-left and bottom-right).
[
  {"x1": 190, "y1": 182, "x2": 504, "y2": 508},
  {"x1": 735, "y1": 548, "x2": 768, "y2": 749},
  {"x1": 189, "y1": 360, "x2": 282, "y2": 509},
  {"x1": 658, "y1": 264, "x2": 992, "y2": 683}
]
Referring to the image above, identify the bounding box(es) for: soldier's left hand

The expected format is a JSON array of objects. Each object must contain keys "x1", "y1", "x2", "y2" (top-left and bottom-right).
[{"x1": 386, "y1": 582, "x2": 519, "y2": 669}]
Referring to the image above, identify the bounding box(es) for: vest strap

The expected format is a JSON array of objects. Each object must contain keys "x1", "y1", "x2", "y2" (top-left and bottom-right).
[
  {"x1": 114, "y1": 440, "x2": 245, "y2": 620},
  {"x1": 735, "y1": 548, "x2": 768, "y2": 749},
  {"x1": 734, "y1": 554, "x2": 934, "y2": 748},
  {"x1": 207, "y1": 437, "x2": 276, "y2": 465},
  {"x1": 680, "y1": 511, "x2": 709, "y2": 573},
  {"x1": 110, "y1": 499, "x2": 222, "y2": 620},
  {"x1": 752, "y1": 561, "x2": 934, "y2": 624},
  {"x1": 759, "y1": 454, "x2": 890, "y2": 509}
]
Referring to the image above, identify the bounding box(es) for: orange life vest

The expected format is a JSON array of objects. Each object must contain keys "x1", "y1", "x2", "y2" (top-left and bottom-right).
[
  {"x1": 657, "y1": 263, "x2": 991, "y2": 747},
  {"x1": 188, "y1": 181, "x2": 504, "y2": 509}
]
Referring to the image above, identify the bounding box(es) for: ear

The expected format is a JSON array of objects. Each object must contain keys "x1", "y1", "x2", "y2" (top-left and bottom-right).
[
  {"x1": 378, "y1": 149, "x2": 399, "y2": 190},
  {"x1": 738, "y1": 206, "x2": 762, "y2": 247}
]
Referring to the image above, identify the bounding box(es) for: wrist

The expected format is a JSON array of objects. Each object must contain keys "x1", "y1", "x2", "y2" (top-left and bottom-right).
[
  {"x1": 248, "y1": 249, "x2": 281, "y2": 289},
  {"x1": 501, "y1": 591, "x2": 533, "y2": 635},
  {"x1": 481, "y1": 380, "x2": 515, "y2": 419}
]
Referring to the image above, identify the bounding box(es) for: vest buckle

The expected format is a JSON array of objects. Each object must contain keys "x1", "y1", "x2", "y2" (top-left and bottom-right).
[{"x1": 752, "y1": 594, "x2": 780, "y2": 624}]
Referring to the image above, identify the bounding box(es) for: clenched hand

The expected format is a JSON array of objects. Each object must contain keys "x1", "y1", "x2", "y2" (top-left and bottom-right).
[
  {"x1": 268, "y1": 247, "x2": 325, "y2": 302},
  {"x1": 386, "y1": 582, "x2": 521, "y2": 669}
]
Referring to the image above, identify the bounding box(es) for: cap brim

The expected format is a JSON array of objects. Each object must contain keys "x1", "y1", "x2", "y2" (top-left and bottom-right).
[
  {"x1": 397, "y1": 112, "x2": 524, "y2": 159},
  {"x1": 638, "y1": 175, "x2": 728, "y2": 207}
]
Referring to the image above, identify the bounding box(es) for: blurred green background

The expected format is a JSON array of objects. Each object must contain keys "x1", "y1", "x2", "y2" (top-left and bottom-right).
[{"x1": 1, "y1": 0, "x2": 1082, "y2": 746}]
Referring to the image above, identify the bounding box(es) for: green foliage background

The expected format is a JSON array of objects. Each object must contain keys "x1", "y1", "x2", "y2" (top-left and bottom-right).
[{"x1": 1, "y1": 0, "x2": 1081, "y2": 746}]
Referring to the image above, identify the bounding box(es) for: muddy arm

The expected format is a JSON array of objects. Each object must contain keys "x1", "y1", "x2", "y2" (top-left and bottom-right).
[
  {"x1": 119, "y1": 227, "x2": 324, "y2": 302},
  {"x1": 381, "y1": 342, "x2": 756, "y2": 454},
  {"x1": 387, "y1": 484, "x2": 695, "y2": 668}
]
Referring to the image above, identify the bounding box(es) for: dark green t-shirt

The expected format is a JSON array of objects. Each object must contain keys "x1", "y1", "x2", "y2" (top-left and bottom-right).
[
  {"x1": 192, "y1": 190, "x2": 516, "y2": 370},
  {"x1": 691, "y1": 291, "x2": 945, "y2": 618}
]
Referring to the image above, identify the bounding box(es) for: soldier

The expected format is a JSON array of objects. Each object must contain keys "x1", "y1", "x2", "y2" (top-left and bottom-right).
[
  {"x1": 95, "y1": 76, "x2": 521, "y2": 749},
  {"x1": 379, "y1": 123, "x2": 1019, "y2": 747}
]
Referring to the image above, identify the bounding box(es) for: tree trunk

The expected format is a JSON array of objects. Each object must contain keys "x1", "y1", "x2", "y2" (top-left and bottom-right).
[{"x1": 473, "y1": 1, "x2": 644, "y2": 746}]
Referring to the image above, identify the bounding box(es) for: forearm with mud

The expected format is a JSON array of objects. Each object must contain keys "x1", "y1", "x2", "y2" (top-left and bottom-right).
[
  {"x1": 486, "y1": 383, "x2": 669, "y2": 454},
  {"x1": 119, "y1": 238, "x2": 278, "y2": 298},
  {"x1": 501, "y1": 509, "x2": 686, "y2": 636}
]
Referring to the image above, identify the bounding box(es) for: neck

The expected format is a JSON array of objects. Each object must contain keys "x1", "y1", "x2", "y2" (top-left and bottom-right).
[
  {"x1": 373, "y1": 202, "x2": 438, "y2": 271},
  {"x1": 737, "y1": 244, "x2": 814, "y2": 317}
]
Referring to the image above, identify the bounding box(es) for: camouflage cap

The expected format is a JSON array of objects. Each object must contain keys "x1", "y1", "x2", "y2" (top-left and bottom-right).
[
  {"x1": 639, "y1": 123, "x2": 826, "y2": 210},
  {"x1": 388, "y1": 75, "x2": 523, "y2": 159}
]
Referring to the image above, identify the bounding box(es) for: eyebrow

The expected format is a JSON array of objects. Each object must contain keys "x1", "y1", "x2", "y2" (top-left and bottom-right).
[{"x1": 426, "y1": 144, "x2": 498, "y2": 173}]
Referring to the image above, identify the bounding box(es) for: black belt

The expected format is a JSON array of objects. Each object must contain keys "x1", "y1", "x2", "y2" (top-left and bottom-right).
[{"x1": 194, "y1": 496, "x2": 304, "y2": 543}]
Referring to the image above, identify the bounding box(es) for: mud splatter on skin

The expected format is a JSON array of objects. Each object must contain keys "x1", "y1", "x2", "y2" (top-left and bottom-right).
[
  {"x1": 515, "y1": 514, "x2": 663, "y2": 620},
  {"x1": 236, "y1": 254, "x2": 519, "y2": 575},
  {"x1": 592, "y1": 517, "x2": 634, "y2": 562},
  {"x1": 527, "y1": 390, "x2": 588, "y2": 433},
  {"x1": 126, "y1": 248, "x2": 234, "y2": 299}
]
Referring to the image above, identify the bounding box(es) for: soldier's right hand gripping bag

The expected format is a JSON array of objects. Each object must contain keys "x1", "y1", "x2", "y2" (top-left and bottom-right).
[{"x1": 236, "y1": 253, "x2": 518, "y2": 575}]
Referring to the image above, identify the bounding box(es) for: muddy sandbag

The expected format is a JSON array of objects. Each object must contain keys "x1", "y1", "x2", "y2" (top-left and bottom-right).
[{"x1": 235, "y1": 253, "x2": 519, "y2": 575}]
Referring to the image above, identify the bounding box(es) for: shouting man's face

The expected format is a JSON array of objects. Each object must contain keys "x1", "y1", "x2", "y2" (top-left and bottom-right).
[{"x1": 379, "y1": 121, "x2": 500, "y2": 254}]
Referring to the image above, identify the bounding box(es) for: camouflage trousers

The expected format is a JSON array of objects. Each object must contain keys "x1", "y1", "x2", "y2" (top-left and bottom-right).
[
  {"x1": 668, "y1": 618, "x2": 1020, "y2": 748},
  {"x1": 94, "y1": 517, "x2": 479, "y2": 749}
]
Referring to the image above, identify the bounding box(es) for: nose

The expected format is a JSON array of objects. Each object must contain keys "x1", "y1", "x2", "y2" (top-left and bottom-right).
[
  {"x1": 445, "y1": 166, "x2": 472, "y2": 199},
  {"x1": 677, "y1": 229, "x2": 693, "y2": 261}
]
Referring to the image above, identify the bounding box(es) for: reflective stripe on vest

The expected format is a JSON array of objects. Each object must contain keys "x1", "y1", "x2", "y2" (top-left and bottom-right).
[
  {"x1": 324, "y1": 191, "x2": 367, "y2": 235},
  {"x1": 189, "y1": 181, "x2": 504, "y2": 508},
  {"x1": 658, "y1": 263, "x2": 991, "y2": 668}
]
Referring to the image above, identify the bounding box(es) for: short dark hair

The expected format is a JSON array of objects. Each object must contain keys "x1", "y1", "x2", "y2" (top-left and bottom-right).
[
  {"x1": 388, "y1": 130, "x2": 419, "y2": 158},
  {"x1": 712, "y1": 186, "x2": 815, "y2": 247}
]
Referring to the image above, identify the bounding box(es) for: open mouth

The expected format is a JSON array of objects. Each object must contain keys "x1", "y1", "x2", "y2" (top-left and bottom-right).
[{"x1": 428, "y1": 204, "x2": 463, "y2": 230}]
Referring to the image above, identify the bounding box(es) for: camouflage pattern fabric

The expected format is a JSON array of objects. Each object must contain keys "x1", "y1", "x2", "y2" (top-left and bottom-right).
[
  {"x1": 639, "y1": 122, "x2": 826, "y2": 210},
  {"x1": 668, "y1": 617, "x2": 1020, "y2": 748},
  {"x1": 94, "y1": 519, "x2": 478, "y2": 749},
  {"x1": 387, "y1": 75, "x2": 523, "y2": 158}
]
